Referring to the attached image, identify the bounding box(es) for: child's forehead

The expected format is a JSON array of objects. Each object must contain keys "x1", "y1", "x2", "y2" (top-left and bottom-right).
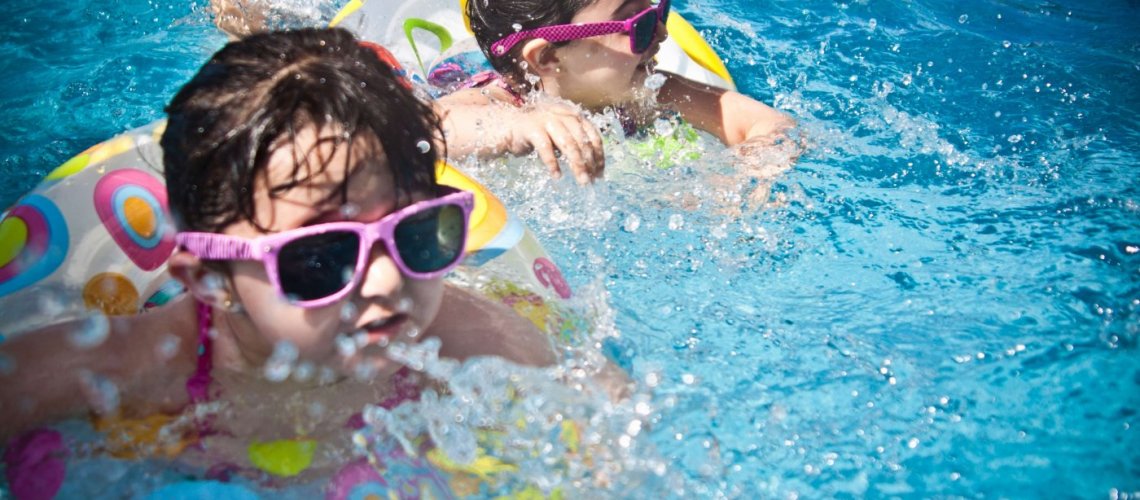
[{"x1": 264, "y1": 125, "x2": 387, "y2": 185}]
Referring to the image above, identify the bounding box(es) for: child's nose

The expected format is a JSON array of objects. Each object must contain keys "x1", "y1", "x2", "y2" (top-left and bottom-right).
[{"x1": 357, "y1": 242, "x2": 404, "y2": 299}]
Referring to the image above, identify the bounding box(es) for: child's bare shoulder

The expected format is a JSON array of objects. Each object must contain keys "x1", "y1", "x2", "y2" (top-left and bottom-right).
[{"x1": 430, "y1": 285, "x2": 556, "y2": 367}]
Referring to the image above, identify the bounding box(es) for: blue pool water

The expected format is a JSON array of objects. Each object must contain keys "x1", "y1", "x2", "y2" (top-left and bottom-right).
[{"x1": 2, "y1": 0, "x2": 1139, "y2": 497}]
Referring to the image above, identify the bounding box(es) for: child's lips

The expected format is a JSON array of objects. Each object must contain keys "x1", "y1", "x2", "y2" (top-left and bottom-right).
[{"x1": 355, "y1": 314, "x2": 408, "y2": 345}]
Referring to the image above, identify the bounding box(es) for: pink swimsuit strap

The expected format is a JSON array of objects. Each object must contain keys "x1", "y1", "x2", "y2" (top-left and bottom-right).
[{"x1": 186, "y1": 301, "x2": 214, "y2": 404}]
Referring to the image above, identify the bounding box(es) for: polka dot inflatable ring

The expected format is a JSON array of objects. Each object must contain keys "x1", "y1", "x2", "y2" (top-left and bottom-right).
[
  {"x1": 93, "y1": 169, "x2": 175, "y2": 271},
  {"x1": 0, "y1": 195, "x2": 69, "y2": 298}
]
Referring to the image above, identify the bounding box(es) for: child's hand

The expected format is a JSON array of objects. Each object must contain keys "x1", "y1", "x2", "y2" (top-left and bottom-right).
[
  {"x1": 504, "y1": 103, "x2": 605, "y2": 184},
  {"x1": 209, "y1": 0, "x2": 267, "y2": 39},
  {"x1": 435, "y1": 91, "x2": 606, "y2": 185}
]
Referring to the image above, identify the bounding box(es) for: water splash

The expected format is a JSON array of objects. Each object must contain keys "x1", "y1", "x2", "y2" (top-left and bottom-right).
[{"x1": 264, "y1": 340, "x2": 300, "y2": 382}]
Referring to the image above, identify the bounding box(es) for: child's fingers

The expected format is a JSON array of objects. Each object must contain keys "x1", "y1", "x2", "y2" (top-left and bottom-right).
[
  {"x1": 565, "y1": 118, "x2": 605, "y2": 182},
  {"x1": 580, "y1": 119, "x2": 605, "y2": 177},
  {"x1": 527, "y1": 130, "x2": 563, "y2": 179},
  {"x1": 545, "y1": 120, "x2": 592, "y2": 184}
]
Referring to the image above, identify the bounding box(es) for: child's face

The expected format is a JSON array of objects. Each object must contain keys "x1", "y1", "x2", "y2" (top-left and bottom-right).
[
  {"x1": 219, "y1": 126, "x2": 444, "y2": 378},
  {"x1": 549, "y1": 0, "x2": 667, "y2": 109}
]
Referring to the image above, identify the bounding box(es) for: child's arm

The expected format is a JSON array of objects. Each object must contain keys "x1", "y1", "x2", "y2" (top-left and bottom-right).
[
  {"x1": 657, "y1": 71, "x2": 795, "y2": 146},
  {"x1": 435, "y1": 88, "x2": 606, "y2": 184},
  {"x1": 0, "y1": 299, "x2": 197, "y2": 439}
]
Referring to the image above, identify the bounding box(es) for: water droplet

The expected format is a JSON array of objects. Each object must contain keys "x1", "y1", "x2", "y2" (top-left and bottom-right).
[
  {"x1": 958, "y1": 14, "x2": 968, "y2": 24},
  {"x1": 155, "y1": 334, "x2": 181, "y2": 361},
  {"x1": 668, "y1": 214, "x2": 684, "y2": 231},
  {"x1": 416, "y1": 140, "x2": 431, "y2": 153},
  {"x1": 622, "y1": 213, "x2": 641, "y2": 233},
  {"x1": 644, "y1": 372, "x2": 660, "y2": 387},
  {"x1": 652, "y1": 117, "x2": 676, "y2": 137},
  {"x1": 353, "y1": 361, "x2": 377, "y2": 381},
  {"x1": 37, "y1": 291, "x2": 67, "y2": 316},
  {"x1": 340, "y1": 203, "x2": 361, "y2": 218},
  {"x1": 1007, "y1": 134, "x2": 1023, "y2": 144},
  {"x1": 511, "y1": 23, "x2": 522, "y2": 32},
  {"x1": 202, "y1": 273, "x2": 225, "y2": 294},
  {"x1": 868, "y1": 18, "x2": 877, "y2": 30},
  {"x1": 264, "y1": 341, "x2": 299, "y2": 382},
  {"x1": 79, "y1": 370, "x2": 120, "y2": 414},
  {"x1": 643, "y1": 72, "x2": 667, "y2": 90},
  {"x1": 318, "y1": 366, "x2": 338, "y2": 385},
  {"x1": 336, "y1": 334, "x2": 358, "y2": 357},
  {"x1": 340, "y1": 302, "x2": 358, "y2": 322},
  {"x1": 293, "y1": 361, "x2": 315, "y2": 382},
  {"x1": 69, "y1": 314, "x2": 110, "y2": 349},
  {"x1": 635, "y1": 402, "x2": 652, "y2": 415}
]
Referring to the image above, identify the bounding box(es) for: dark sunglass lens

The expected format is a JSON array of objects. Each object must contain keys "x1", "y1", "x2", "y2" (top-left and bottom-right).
[
  {"x1": 277, "y1": 231, "x2": 360, "y2": 301},
  {"x1": 660, "y1": 0, "x2": 671, "y2": 20},
  {"x1": 394, "y1": 204, "x2": 466, "y2": 274},
  {"x1": 633, "y1": 13, "x2": 659, "y2": 53}
]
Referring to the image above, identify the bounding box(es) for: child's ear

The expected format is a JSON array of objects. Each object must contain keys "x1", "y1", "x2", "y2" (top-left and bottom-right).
[
  {"x1": 168, "y1": 251, "x2": 234, "y2": 309},
  {"x1": 519, "y1": 39, "x2": 561, "y2": 77}
]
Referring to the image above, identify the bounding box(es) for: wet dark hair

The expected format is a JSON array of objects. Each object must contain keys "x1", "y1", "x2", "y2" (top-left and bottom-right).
[
  {"x1": 162, "y1": 27, "x2": 442, "y2": 233},
  {"x1": 466, "y1": 0, "x2": 593, "y2": 86}
]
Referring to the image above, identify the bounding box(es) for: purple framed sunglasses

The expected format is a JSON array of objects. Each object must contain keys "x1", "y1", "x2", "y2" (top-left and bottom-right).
[
  {"x1": 176, "y1": 187, "x2": 474, "y2": 308},
  {"x1": 491, "y1": 0, "x2": 671, "y2": 57}
]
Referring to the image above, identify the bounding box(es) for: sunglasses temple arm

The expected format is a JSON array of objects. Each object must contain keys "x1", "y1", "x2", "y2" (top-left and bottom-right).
[{"x1": 177, "y1": 233, "x2": 259, "y2": 261}]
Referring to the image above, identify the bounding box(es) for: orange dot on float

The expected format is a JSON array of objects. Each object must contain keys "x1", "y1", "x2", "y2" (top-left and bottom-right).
[
  {"x1": 122, "y1": 196, "x2": 157, "y2": 239},
  {"x1": 83, "y1": 272, "x2": 140, "y2": 316},
  {"x1": 0, "y1": 216, "x2": 29, "y2": 268}
]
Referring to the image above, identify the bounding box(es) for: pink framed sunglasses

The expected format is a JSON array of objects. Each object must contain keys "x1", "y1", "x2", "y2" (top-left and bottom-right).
[
  {"x1": 491, "y1": 0, "x2": 671, "y2": 57},
  {"x1": 176, "y1": 188, "x2": 474, "y2": 308}
]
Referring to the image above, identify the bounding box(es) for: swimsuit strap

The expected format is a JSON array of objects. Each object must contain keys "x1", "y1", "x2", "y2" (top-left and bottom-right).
[{"x1": 186, "y1": 301, "x2": 214, "y2": 404}]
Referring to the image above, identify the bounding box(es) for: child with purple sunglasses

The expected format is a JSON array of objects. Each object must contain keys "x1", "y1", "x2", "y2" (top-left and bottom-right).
[
  {"x1": 0, "y1": 27, "x2": 557, "y2": 473},
  {"x1": 440, "y1": 0, "x2": 796, "y2": 181}
]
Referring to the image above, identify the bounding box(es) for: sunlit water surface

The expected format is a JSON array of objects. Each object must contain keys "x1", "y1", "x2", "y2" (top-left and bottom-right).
[{"x1": 1, "y1": 0, "x2": 1138, "y2": 497}]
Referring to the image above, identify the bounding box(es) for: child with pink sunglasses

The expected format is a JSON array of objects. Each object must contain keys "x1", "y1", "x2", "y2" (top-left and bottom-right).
[
  {"x1": 205, "y1": 0, "x2": 609, "y2": 186},
  {"x1": 441, "y1": 0, "x2": 796, "y2": 182},
  {"x1": 0, "y1": 27, "x2": 557, "y2": 477}
]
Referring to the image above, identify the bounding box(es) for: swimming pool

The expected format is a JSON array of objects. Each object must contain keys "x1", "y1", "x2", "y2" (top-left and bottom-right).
[{"x1": 2, "y1": 0, "x2": 1138, "y2": 497}]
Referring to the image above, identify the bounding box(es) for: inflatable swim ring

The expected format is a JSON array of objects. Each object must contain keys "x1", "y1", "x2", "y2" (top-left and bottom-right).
[{"x1": 331, "y1": 0, "x2": 736, "y2": 91}]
